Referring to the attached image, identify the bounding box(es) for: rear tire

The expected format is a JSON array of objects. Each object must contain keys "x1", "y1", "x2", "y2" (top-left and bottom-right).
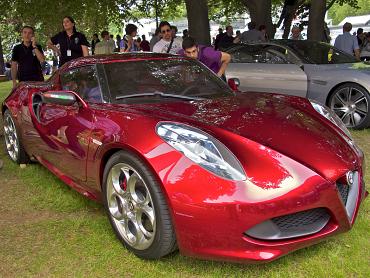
[
  {"x1": 102, "y1": 150, "x2": 177, "y2": 259},
  {"x1": 328, "y1": 83, "x2": 370, "y2": 129},
  {"x1": 3, "y1": 110, "x2": 29, "y2": 164}
]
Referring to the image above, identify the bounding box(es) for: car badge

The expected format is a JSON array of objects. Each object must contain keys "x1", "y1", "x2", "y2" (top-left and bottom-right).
[{"x1": 346, "y1": 171, "x2": 354, "y2": 186}]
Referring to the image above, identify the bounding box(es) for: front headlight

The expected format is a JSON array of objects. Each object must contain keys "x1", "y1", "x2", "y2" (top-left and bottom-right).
[
  {"x1": 310, "y1": 100, "x2": 352, "y2": 139},
  {"x1": 156, "y1": 123, "x2": 246, "y2": 181}
]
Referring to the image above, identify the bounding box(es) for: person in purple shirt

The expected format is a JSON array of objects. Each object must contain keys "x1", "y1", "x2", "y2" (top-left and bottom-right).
[{"x1": 179, "y1": 37, "x2": 231, "y2": 79}]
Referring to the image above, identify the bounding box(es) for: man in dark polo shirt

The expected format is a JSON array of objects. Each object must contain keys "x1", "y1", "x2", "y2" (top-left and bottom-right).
[
  {"x1": 11, "y1": 26, "x2": 45, "y2": 88},
  {"x1": 47, "y1": 16, "x2": 89, "y2": 67}
]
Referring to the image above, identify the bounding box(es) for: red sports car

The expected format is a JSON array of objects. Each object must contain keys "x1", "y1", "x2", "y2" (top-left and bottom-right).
[{"x1": 2, "y1": 53, "x2": 367, "y2": 263}]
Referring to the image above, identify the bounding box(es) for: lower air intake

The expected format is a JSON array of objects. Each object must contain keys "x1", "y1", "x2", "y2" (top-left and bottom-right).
[{"x1": 245, "y1": 208, "x2": 331, "y2": 240}]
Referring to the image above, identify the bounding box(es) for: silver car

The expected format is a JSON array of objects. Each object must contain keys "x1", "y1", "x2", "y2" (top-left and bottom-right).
[{"x1": 226, "y1": 40, "x2": 370, "y2": 129}]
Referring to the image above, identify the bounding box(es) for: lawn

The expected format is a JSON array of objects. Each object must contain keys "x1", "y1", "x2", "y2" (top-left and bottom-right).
[{"x1": 0, "y1": 80, "x2": 369, "y2": 277}]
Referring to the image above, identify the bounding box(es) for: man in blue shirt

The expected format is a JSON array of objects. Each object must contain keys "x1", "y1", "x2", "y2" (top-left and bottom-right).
[{"x1": 334, "y1": 22, "x2": 360, "y2": 61}]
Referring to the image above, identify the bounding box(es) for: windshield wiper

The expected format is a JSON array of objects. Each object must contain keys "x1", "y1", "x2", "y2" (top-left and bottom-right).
[{"x1": 116, "y1": 92, "x2": 201, "y2": 101}]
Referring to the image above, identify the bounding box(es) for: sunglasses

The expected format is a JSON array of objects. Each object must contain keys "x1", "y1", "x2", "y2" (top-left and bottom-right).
[{"x1": 161, "y1": 29, "x2": 171, "y2": 34}]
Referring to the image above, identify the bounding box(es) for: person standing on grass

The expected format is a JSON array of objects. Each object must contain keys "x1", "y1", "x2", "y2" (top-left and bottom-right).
[
  {"x1": 47, "y1": 16, "x2": 89, "y2": 67},
  {"x1": 11, "y1": 26, "x2": 45, "y2": 89},
  {"x1": 334, "y1": 22, "x2": 360, "y2": 61}
]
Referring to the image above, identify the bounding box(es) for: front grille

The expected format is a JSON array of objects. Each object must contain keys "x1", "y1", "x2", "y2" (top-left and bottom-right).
[
  {"x1": 337, "y1": 183, "x2": 350, "y2": 205},
  {"x1": 271, "y1": 208, "x2": 330, "y2": 233},
  {"x1": 245, "y1": 208, "x2": 331, "y2": 240}
]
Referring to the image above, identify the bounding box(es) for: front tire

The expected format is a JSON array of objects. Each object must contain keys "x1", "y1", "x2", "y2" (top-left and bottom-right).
[
  {"x1": 3, "y1": 110, "x2": 29, "y2": 164},
  {"x1": 102, "y1": 150, "x2": 177, "y2": 259},
  {"x1": 329, "y1": 83, "x2": 370, "y2": 129}
]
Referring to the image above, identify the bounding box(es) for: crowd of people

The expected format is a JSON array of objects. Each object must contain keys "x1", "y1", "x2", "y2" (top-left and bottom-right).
[
  {"x1": 7, "y1": 16, "x2": 370, "y2": 91},
  {"x1": 9, "y1": 16, "x2": 234, "y2": 89},
  {"x1": 334, "y1": 22, "x2": 370, "y2": 61}
]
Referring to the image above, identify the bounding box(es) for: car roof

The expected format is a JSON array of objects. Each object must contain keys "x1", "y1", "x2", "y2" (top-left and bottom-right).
[{"x1": 61, "y1": 52, "x2": 186, "y2": 71}]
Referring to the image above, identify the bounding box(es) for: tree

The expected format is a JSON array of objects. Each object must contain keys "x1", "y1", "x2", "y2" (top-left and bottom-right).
[
  {"x1": 185, "y1": 0, "x2": 211, "y2": 45},
  {"x1": 307, "y1": 0, "x2": 326, "y2": 40},
  {"x1": 328, "y1": 0, "x2": 369, "y2": 25},
  {"x1": 242, "y1": 0, "x2": 275, "y2": 38}
]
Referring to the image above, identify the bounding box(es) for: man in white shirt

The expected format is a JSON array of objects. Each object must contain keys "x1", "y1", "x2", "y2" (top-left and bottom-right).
[
  {"x1": 240, "y1": 22, "x2": 266, "y2": 42},
  {"x1": 334, "y1": 22, "x2": 360, "y2": 61},
  {"x1": 153, "y1": 21, "x2": 182, "y2": 54}
]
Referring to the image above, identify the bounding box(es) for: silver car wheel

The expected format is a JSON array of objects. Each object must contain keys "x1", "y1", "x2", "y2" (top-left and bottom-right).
[
  {"x1": 106, "y1": 163, "x2": 156, "y2": 250},
  {"x1": 330, "y1": 86, "x2": 369, "y2": 128},
  {"x1": 3, "y1": 112, "x2": 19, "y2": 161}
]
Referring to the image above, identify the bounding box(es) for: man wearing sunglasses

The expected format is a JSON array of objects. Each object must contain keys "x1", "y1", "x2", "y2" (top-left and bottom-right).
[{"x1": 153, "y1": 21, "x2": 182, "y2": 54}]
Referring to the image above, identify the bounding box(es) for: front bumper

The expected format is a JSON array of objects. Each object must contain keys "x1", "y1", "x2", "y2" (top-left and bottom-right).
[{"x1": 145, "y1": 143, "x2": 366, "y2": 263}]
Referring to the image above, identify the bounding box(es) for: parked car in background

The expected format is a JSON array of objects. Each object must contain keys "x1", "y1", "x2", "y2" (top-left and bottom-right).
[
  {"x1": 226, "y1": 40, "x2": 370, "y2": 129},
  {"x1": 2, "y1": 53, "x2": 367, "y2": 263}
]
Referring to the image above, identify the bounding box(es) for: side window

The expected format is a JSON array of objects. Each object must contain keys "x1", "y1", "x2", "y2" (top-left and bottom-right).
[
  {"x1": 259, "y1": 46, "x2": 294, "y2": 64},
  {"x1": 61, "y1": 66, "x2": 103, "y2": 103},
  {"x1": 231, "y1": 46, "x2": 263, "y2": 63}
]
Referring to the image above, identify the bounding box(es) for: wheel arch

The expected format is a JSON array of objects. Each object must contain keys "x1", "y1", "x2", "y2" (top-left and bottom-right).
[{"x1": 98, "y1": 145, "x2": 167, "y2": 196}]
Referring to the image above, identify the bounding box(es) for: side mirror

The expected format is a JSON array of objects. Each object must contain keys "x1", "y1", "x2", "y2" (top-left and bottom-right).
[
  {"x1": 228, "y1": 78, "x2": 240, "y2": 92},
  {"x1": 43, "y1": 91, "x2": 77, "y2": 106}
]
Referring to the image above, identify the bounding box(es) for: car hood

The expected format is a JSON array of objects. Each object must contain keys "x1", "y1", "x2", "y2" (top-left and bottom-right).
[{"x1": 124, "y1": 93, "x2": 360, "y2": 181}]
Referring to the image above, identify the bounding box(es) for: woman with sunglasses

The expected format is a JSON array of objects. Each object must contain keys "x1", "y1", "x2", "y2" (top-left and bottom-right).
[{"x1": 153, "y1": 21, "x2": 182, "y2": 54}]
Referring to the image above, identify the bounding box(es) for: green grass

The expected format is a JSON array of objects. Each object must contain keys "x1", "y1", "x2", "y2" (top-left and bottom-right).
[{"x1": 0, "y1": 80, "x2": 369, "y2": 277}]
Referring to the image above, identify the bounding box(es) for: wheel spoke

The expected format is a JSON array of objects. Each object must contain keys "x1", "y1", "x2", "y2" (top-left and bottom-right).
[
  {"x1": 349, "y1": 113, "x2": 356, "y2": 127},
  {"x1": 137, "y1": 204, "x2": 155, "y2": 237},
  {"x1": 335, "y1": 94, "x2": 346, "y2": 106},
  {"x1": 340, "y1": 112, "x2": 350, "y2": 121},
  {"x1": 354, "y1": 96, "x2": 366, "y2": 105},
  {"x1": 332, "y1": 107, "x2": 347, "y2": 112},
  {"x1": 348, "y1": 87, "x2": 353, "y2": 102},
  {"x1": 355, "y1": 107, "x2": 367, "y2": 116},
  {"x1": 127, "y1": 212, "x2": 145, "y2": 247},
  {"x1": 127, "y1": 173, "x2": 138, "y2": 194},
  {"x1": 108, "y1": 192, "x2": 126, "y2": 220}
]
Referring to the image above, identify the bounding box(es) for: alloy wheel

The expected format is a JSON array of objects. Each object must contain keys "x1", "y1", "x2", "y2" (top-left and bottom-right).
[
  {"x1": 330, "y1": 86, "x2": 369, "y2": 128},
  {"x1": 3, "y1": 113, "x2": 19, "y2": 161},
  {"x1": 106, "y1": 163, "x2": 156, "y2": 250}
]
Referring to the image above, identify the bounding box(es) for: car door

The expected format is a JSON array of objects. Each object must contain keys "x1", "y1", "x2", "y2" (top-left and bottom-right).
[
  {"x1": 227, "y1": 44, "x2": 308, "y2": 97},
  {"x1": 37, "y1": 65, "x2": 103, "y2": 182}
]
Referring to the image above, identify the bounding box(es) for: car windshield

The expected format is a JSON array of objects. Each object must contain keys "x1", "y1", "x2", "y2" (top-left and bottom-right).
[
  {"x1": 102, "y1": 58, "x2": 233, "y2": 104},
  {"x1": 280, "y1": 40, "x2": 358, "y2": 64}
]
